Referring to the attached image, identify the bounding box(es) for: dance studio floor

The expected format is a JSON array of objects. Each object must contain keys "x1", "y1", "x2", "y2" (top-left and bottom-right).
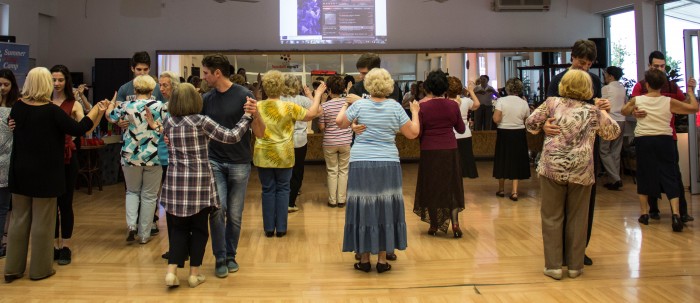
[{"x1": 0, "y1": 162, "x2": 697, "y2": 302}]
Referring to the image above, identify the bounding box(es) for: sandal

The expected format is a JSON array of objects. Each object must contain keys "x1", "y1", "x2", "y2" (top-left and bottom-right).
[
  {"x1": 354, "y1": 262, "x2": 371, "y2": 272},
  {"x1": 509, "y1": 193, "x2": 518, "y2": 201},
  {"x1": 376, "y1": 262, "x2": 392, "y2": 273},
  {"x1": 496, "y1": 190, "x2": 505, "y2": 197}
]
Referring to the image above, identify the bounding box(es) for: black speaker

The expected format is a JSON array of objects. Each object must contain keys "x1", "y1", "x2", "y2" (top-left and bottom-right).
[
  {"x1": 588, "y1": 38, "x2": 608, "y2": 69},
  {"x1": 0, "y1": 35, "x2": 16, "y2": 43}
]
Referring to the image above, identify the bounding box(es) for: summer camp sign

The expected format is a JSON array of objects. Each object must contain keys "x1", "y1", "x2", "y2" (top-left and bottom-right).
[{"x1": 0, "y1": 42, "x2": 30, "y2": 85}]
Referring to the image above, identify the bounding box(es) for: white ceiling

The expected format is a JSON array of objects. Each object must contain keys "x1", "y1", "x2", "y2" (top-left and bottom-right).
[{"x1": 665, "y1": 0, "x2": 700, "y2": 25}]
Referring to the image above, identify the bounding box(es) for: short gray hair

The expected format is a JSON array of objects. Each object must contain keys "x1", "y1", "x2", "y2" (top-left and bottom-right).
[{"x1": 159, "y1": 71, "x2": 181, "y2": 88}]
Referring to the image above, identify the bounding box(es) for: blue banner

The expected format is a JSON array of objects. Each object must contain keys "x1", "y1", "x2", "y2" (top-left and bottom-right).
[{"x1": 0, "y1": 42, "x2": 30, "y2": 85}]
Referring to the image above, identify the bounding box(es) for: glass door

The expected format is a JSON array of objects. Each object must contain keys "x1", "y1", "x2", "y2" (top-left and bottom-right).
[{"x1": 685, "y1": 29, "x2": 700, "y2": 193}]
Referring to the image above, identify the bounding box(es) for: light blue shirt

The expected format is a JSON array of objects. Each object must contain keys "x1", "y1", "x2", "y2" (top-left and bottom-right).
[{"x1": 345, "y1": 99, "x2": 409, "y2": 162}]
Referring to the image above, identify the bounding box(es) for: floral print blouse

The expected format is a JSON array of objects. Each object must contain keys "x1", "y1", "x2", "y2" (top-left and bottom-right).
[{"x1": 526, "y1": 97, "x2": 620, "y2": 185}]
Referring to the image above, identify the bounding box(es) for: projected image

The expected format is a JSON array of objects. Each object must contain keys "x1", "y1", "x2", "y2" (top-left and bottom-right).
[
  {"x1": 281, "y1": 0, "x2": 387, "y2": 45},
  {"x1": 297, "y1": 0, "x2": 321, "y2": 35}
]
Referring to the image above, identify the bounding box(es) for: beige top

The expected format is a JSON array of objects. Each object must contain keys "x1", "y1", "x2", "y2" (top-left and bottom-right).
[{"x1": 634, "y1": 95, "x2": 673, "y2": 137}]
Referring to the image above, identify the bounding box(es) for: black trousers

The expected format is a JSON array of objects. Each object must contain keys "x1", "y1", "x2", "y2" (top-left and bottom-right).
[
  {"x1": 473, "y1": 105, "x2": 494, "y2": 131},
  {"x1": 289, "y1": 145, "x2": 307, "y2": 207},
  {"x1": 55, "y1": 153, "x2": 78, "y2": 239},
  {"x1": 167, "y1": 207, "x2": 210, "y2": 267},
  {"x1": 648, "y1": 141, "x2": 688, "y2": 216}
]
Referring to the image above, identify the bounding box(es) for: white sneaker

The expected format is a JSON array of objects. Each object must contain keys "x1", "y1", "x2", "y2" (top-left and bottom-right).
[
  {"x1": 139, "y1": 236, "x2": 150, "y2": 245},
  {"x1": 188, "y1": 274, "x2": 206, "y2": 288},
  {"x1": 288, "y1": 206, "x2": 299, "y2": 213},
  {"x1": 568, "y1": 269, "x2": 583, "y2": 278},
  {"x1": 165, "y1": 272, "x2": 179, "y2": 287},
  {"x1": 544, "y1": 268, "x2": 562, "y2": 280}
]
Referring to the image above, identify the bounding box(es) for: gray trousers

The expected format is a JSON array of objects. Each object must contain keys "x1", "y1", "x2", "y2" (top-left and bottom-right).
[
  {"x1": 540, "y1": 176, "x2": 592, "y2": 271},
  {"x1": 123, "y1": 165, "x2": 162, "y2": 240},
  {"x1": 599, "y1": 121, "x2": 625, "y2": 183},
  {"x1": 4, "y1": 194, "x2": 57, "y2": 279}
]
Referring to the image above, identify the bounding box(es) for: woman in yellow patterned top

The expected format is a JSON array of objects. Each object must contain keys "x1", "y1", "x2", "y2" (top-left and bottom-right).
[{"x1": 251, "y1": 70, "x2": 326, "y2": 237}]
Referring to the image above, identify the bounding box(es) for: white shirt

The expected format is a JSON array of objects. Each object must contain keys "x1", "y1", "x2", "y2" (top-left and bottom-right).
[
  {"x1": 455, "y1": 97, "x2": 474, "y2": 139},
  {"x1": 495, "y1": 95, "x2": 530, "y2": 129},
  {"x1": 634, "y1": 95, "x2": 673, "y2": 137},
  {"x1": 602, "y1": 81, "x2": 627, "y2": 122},
  {"x1": 282, "y1": 95, "x2": 312, "y2": 148}
]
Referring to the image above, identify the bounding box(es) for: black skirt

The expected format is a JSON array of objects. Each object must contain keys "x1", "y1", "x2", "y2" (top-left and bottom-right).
[
  {"x1": 635, "y1": 135, "x2": 680, "y2": 199},
  {"x1": 493, "y1": 128, "x2": 531, "y2": 180},
  {"x1": 414, "y1": 149, "x2": 465, "y2": 232},
  {"x1": 457, "y1": 137, "x2": 478, "y2": 178}
]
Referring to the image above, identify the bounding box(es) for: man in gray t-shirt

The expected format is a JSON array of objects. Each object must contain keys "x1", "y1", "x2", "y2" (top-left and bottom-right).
[{"x1": 473, "y1": 75, "x2": 497, "y2": 130}]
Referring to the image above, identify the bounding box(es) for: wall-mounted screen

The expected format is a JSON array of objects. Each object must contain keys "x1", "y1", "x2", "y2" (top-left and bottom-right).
[{"x1": 280, "y1": 0, "x2": 387, "y2": 45}]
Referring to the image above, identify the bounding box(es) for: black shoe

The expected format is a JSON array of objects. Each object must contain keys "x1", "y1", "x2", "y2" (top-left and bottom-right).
[
  {"x1": 496, "y1": 190, "x2": 505, "y2": 197},
  {"x1": 638, "y1": 214, "x2": 649, "y2": 225},
  {"x1": 264, "y1": 231, "x2": 274, "y2": 237},
  {"x1": 150, "y1": 225, "x2": 159, "y2": 236},
  {"x1": 604, "y1": 181, "x2": 622, "y2": 190},
  {"x1": 161, "y1": 251, "x2": 169, "y2": 259},
  {"x1": 386, "y1": 253, "x2": 397, "y2": 261},
  {"x1": 353, "y1": 262, "x2": 371, "y2": 272},
  {"x1": 327, "y1": 202, "x2": 337, "y2": 208},
  {"x1": 681, "y1": 214, "x2": 694, "y2": 222},
  {"x1": 584, "y1": 254, "x2": 593, "y2": 266},
  {"x1": 427, "y1": 226, "x2": 438, "y2": 236},
  {"x1": 126, "y1": 229, "x2": 137, "y2": 242},
  {"x1": 57, "y1": 247, "x2": 71, "y2": 265},
  {"x1": 276, "y1": 231, "x2": 286, "y2": 237},
  {"x1": 376, "y1": 262, "x2": 392, "y2": 273},
  {"x1": 4, "y1": 273, "x2": 23, "y2": 283},
  {"x1": 649, "y1": 212, "x2": 661, "y2": 220},
  {"x1": 337, "y1": 203, "x2": 346, "y2": 208},
  {"x1": 54, "y1": 248, "x2": 60, "y2": 260},
  {"x1": 672, "y1": 215, "x2": 684, "y2": 232}
]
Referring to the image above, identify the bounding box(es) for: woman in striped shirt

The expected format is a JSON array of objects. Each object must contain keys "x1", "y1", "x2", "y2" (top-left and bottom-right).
[{"x1": 319, "y1": 75, "x2": 353, "y2": 208}]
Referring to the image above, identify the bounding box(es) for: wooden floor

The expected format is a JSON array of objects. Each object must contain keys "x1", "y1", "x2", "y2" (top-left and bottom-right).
[{"x1": 0, "y1": 162, "x2": 698, "y2": 302}]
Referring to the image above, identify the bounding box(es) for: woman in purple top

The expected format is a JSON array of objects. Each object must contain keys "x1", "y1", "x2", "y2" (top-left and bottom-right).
[{"x1": 413, "y1": 70, "x2": 466, "y2": 238}]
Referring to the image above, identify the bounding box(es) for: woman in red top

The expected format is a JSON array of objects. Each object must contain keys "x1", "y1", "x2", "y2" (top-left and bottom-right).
[
  {"x1": 49, "y1": 65, "x2": 95, "y2": 266},
  {"x1": 413, "y1": 70, "x2": 466, "y2": 238}
]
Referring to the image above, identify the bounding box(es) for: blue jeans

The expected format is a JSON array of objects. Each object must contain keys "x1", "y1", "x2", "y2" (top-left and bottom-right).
[
  {"x1": 209, "y1": 161, "x2": 251, "y2": 261},
  {"x1": 0, "y1": 187, "x2": 10, "y2": 239},
  {"x1": 258, "y1": 167, "x2": 293, "y2": 233}
]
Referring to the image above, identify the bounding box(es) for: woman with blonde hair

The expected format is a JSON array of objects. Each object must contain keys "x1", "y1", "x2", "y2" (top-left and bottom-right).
[
  {"x1": 253, "y1": 70, "x2": 325, "y2": 237},
  {"x1": 5, "y1": 67, "x2": 107, "y2": 282},
  {"x1": 281, "y1": 74, "x2": 314, "y2": 212},
  {"x1": 145, "y1": 83, "x2": 258, "y2": 288},
  {"x1": 337, "y1": 68, "x2": 420, "y2": 273},
  {"x1": 106, "y1": 75, "x2": 167, "y2": 244},
  {"x1": 526, "y1": 69, "x2": 620, "y2": 280}
]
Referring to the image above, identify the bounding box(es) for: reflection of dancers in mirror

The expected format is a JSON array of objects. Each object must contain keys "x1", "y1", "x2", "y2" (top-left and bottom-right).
[{"x1": 297, "y1": 0, "x2": 320, "y2": 35}]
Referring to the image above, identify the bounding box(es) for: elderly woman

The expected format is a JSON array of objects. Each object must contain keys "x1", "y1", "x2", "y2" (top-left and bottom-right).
[
  {"x1": 337, "y1": 68, "x2": 420, "y2": 273},
  {"x1": 106, "y1": 75, "x2": 167, "y2": 244},
  {"x1": 253, "y1": 70, "x2": 325, "y2": 238},
  {"x1": 526, "y1": 70, "x2": 620, "y2": 280},
  {"x1": 145, "y1": 83, "x2": 257, "y2": 288},
  {"x1": 492, "y1": 78, "x2": 532, "y2": 201},
  {"x1": 413, "y1": 70, "x2": 466, "y2": 238},
  {"x1": 621, "y1": 69, "x2": 697, "y2": 231},
  {"x1": 156, "y1": 71, "x2": 179, "y2": 257},
  {"x1": 319, "y1": 75, "x2": 353, "y2": 208},
  {"x1": 281, "y1": 74, "x2": 314, "y2": 212},
  {"x1": 449, "y1": 77, "x2": 480, "y2": 178},
  {"x1": 5, "y1": 67, "x2": 106, "y2": 282}
]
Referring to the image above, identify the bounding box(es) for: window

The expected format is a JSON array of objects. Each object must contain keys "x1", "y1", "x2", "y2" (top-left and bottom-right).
[{"x1": 605, "y1": 10, "x2": 638, "y2": 84}]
